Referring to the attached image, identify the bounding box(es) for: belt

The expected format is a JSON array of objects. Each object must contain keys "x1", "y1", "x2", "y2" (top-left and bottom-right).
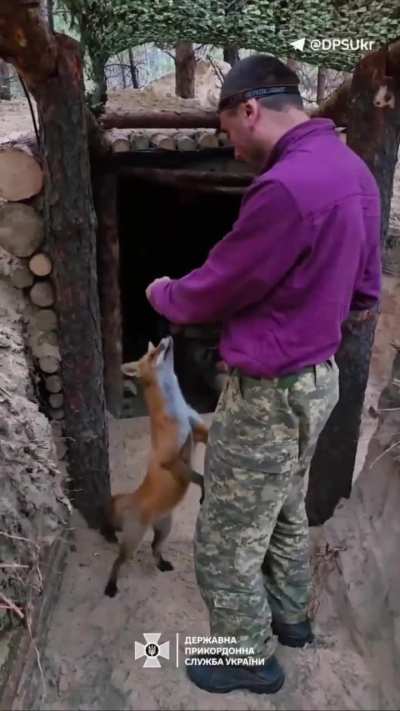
[{"x1": 231, "y1": 359, "x2": 334, "y2": 389}]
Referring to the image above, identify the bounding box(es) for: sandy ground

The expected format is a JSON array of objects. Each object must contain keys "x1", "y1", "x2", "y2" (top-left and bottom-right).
[
  {"x1": 34, "y1": 417, "x2": 381, "y2": 711},
  {"x1": 28, "y1": 276, "x2": 400, "y2": 711}
]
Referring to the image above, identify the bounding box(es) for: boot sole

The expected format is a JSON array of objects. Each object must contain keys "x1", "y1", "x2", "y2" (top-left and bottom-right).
[
  {"x1": 276, "y1": 634, "x2": 314, "y2": 648},
  {"x1": 187, "y1": 673, "x2": 285, "y2": 695}
]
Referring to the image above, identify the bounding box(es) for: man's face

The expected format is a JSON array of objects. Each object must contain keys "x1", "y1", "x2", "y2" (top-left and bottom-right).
[{"x1": 219, "y1": 99, "x2": 268, "y2": 172}]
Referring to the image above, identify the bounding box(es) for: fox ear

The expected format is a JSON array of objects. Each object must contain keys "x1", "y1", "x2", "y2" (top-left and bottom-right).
[
  {"x1": 147, "y1": 341, "x2": 155, "y2": 353},
  {"x1": 148, "y1": 341, "x2": 164, "y2": 365},
  {"x1": 155, "y1": 350, "x2": 165, "y2": 367},
  {"x1": 121, "y1": 361, "x2": 139, "y2": 378}
]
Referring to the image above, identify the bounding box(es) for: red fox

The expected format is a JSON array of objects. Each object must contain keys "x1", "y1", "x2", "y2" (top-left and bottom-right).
[{"x1": 102, "y1": 336, "x2": 208, "y2": 597}]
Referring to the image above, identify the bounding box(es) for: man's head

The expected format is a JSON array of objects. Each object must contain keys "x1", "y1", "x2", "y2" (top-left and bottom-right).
[{"x1": 218, "y1": 55, "x2": 309, "y2": 171}]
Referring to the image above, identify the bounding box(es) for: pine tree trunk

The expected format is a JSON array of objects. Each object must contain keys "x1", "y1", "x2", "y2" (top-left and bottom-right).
[
  {"x1": 47, "y1": 0, "x2": 54, "y2": 32},
  {"x1": 128, "y1": 48, "x2": 139, "y2": 88},
  {"x1": 89, "y1": 53, "x2": 107, "y2": 113},
  {"x1": 34, "y1": 34, "x2": 110, "y2": 528},
  {"x1": 223, "y1": 47, "x2": 240, "y2": 66},
  {"x1": 316, "y1": 66, "x2": 327, "y2": 104},
  {"x1": 0, "y1": 59, "x2": 10, "y2": 100},
  {"x1": 306, "y1": 47, "x2": 400, "y2": 526},
  {"x1": 119, "y1": 53, "x2": 127, "y2": 89},
  {"x1": 175, "y1": 42, "x2": 195, "y2": 99}
]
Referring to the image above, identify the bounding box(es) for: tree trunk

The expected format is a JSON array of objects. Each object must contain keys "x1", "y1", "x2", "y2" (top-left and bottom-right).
[
  {"x1": 47, "y1": 0, "x2": 54, "y2": 32},
  {"x1": 175, "y1": 42, "x2": 195, "y2": 99},
  {"x1": 0, "y1": 59, "x2": 10, "y2": 100},
  {"x1": 93, "y1": 172, "x2": 123, "y2": 418},
  {"x1": 312, "y1": 78, "x2": 351, "y2": 125},
  {"x1": 88, "y1": 53, "x2": 107, "y2": 114},
  {"x1": 119, "y1": 53, "x2": 127, "y2": 89},
  {"x1": 316, "y1": 66, "x2": 327, "y2": 104},
  {"x1": 306, "y1": 309, "x2": 378, "y2": 525},
  {"x1": 128, "y1": 48, "x2": 139, "y2": 88},
  {"x1": 34, "y1": 34, "x2": 110, "y2": 528},
  {"x1": 223, "y1": 47, "x2": 240, "y2": 66},
  {"x1": 306, "y1": 46, "x2": 400, "y2": 526},
  {"x1": 347, "y1": 48, "x2": 400, "y2": 256}
]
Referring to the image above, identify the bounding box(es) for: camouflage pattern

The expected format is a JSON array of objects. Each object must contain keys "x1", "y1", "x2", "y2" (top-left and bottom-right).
[{"x1": 193, "y1": 359, "x2": 339, "y2": 660}]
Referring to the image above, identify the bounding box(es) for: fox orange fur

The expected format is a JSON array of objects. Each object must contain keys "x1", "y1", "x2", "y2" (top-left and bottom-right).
[{"x1": 102, "y1": 336, "x2": 208, "y2": 597}]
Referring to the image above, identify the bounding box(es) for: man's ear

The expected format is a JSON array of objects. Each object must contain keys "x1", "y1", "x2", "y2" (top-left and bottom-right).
[
  {"x1": 121, "y1": 361, "x2": 139, "y2": 378},
  {"x1": 244, "y1": 98, "x2": 260, "y2": 123}
]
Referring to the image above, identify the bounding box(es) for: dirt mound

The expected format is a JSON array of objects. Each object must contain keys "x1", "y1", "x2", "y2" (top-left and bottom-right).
[{"x1": 0, "y1": 248, "x2": 69, "y2": 635}]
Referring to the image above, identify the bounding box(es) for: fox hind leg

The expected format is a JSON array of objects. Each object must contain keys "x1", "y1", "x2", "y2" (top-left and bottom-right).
[
  {"x1": 104, "y1": 518, "x2": 147, "y2": 597},
  {"x1": 152, "y1": 515, "x2": 173, "y2": 572}
]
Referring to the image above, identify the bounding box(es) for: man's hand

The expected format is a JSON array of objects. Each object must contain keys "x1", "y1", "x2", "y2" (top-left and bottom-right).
[{"x1": 146, "y1": 276, "x2": 171, "y2": 302}]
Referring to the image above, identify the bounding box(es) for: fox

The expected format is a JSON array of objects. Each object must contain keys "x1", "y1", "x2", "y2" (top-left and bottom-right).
[{"x1": 102, "y1": 335, "x2": 208, "y2": 598}]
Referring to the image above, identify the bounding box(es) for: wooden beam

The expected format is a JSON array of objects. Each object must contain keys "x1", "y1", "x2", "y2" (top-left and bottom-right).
[
  {"x1": 94, "y1": 145, "x2": 236, "y2": 171},
  {"x1": 118, "y1": 167, "x2": 254, "y2": 186},
  {"x1": 178, "y1": 184, "x2": 244, "y2": 195},
  {"x1": 100, "y1": 110, "x2": 219, "y2": 130},
  {"x1": 93, "y1": 172, "x2": 123, "y2": 418}
]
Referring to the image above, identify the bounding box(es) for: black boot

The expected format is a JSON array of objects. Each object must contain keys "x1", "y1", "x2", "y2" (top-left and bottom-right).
[
  {"x1": 272, "y1": 618, "x2": 314, "y2": 648},
  {"x1": 186, "y1": 654, "x2": 285, "y2": 694}
]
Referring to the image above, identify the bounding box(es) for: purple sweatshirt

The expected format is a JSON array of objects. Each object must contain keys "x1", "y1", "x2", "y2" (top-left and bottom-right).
[{"x1": 149, "y1": 118, "x2": 382, "y2": 378}]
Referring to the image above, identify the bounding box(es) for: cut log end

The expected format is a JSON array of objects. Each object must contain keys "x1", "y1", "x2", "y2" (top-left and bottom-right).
[
  {"x1": 10, "y1": 264, "x2": 34, "y2": 289},
  {"x1": 39, "y1": 356, "x2": 59, "y2": 374},
  {"x1": 45, "y1": 374, "x2": 62, "y2": 393},
  {"x1": 29, "y1": 253, "x2": 52, "y2": 277},
  {"x1": 196, "y1": 132, "x2": 220, "y2": 149},
  {"x1": 30, "y1": 281, "x2": 54, "y2": 308},
  {"x1": 176, "y1": 134, "x2": 196, "y2": 151},
  {"x1": 129, "y1": 133, "x2": 150, "y2": 150},
  {"x1": 49, "y1": 393, "x2": 64, "y2": 408},
  {"x1": 0, "y1": 203, "x2": 44, "y2": 258},
  {"x1": 50, "y1": 408, "x2": 64, "y2": 421},
  {"x1": 150, "y1": 133, "x2": 176, "y2": 151},
  {"x1": 111, "y1": 138, "x2": 131, "y2": 153},
  {"x1": 0, "y1": 147, "x2": 43, "y2": 202},
  {"x1": 33, "y1": 308, "x2": 57, "y2": 331}
]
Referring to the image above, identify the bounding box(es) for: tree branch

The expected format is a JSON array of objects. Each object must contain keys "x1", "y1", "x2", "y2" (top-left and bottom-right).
[{"x1": 0, "y1": 0, "x2": 57, "y2": 89}]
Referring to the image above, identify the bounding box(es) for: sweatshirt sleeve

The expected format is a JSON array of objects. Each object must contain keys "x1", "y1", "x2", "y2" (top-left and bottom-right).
[{"x1": 148, "y1": 179, "x2": 307, "y2": 324}]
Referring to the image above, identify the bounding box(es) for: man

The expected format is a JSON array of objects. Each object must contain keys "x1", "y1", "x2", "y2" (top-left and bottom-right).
[{"x1": 146, "y1": 55, "x2": 381, "y2": 694}]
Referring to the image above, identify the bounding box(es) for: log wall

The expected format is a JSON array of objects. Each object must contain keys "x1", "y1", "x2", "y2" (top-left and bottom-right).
[{"x1": 0, "y1": 142, "x2": 67, "y2": 454}]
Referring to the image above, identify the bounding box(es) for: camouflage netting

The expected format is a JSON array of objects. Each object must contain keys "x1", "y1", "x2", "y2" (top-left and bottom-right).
[{"x1": 62, "y1": 0, "x2": 400, "y2": 70}]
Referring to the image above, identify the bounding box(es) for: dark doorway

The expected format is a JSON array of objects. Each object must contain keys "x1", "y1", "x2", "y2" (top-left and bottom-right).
[{"x1": 117, "y1": 174, "x2": 241, "y2": 413}]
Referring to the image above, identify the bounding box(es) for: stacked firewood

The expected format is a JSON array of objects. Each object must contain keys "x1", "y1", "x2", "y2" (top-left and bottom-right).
[{"x1": 0, "y1": 142, "x2": 65, "y2": 435}]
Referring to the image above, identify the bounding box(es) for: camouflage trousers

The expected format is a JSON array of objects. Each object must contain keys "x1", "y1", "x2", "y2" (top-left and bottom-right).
[{"x1": 193, "y1": 359, "x2": 340, "y2": 660}]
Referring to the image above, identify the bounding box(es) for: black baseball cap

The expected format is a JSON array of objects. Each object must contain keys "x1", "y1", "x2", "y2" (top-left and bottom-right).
[{"x1": 218, "y1": 54, "x2": 301, "y2": 112}]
